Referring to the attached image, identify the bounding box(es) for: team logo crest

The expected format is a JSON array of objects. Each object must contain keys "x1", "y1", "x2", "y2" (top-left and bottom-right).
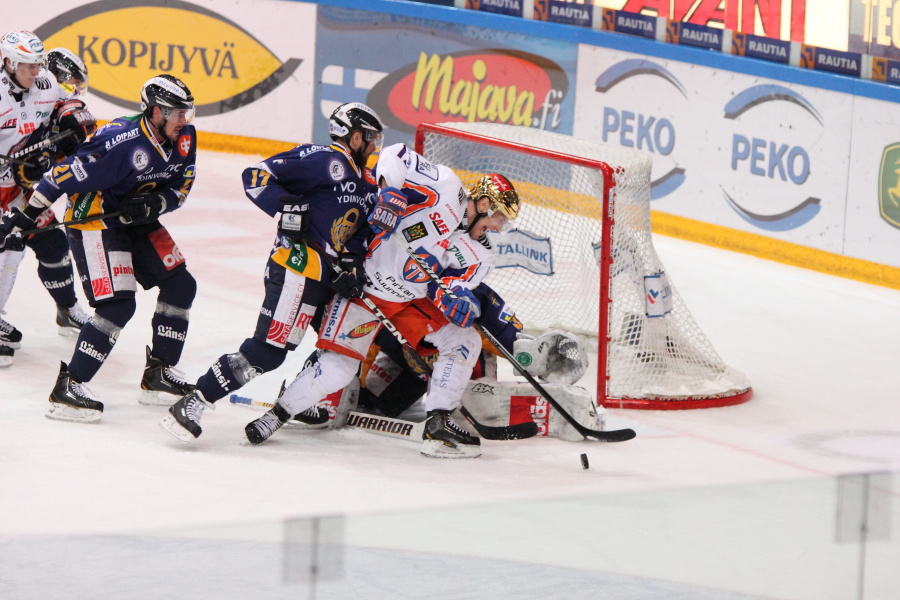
[
  {"x1": 329, "y1": 160, "x2": 345, "y2": 181},
  {"x1": 330, "y1": 208, "x2": 359, "y2": 249},
  {"x1": 177, "y1": 134, "x2": 191, "y2": 157},
  {"x1": 132, "y1": 149, "x2": 149, "y2": 170},
  {"x1": 878, "y1": 143, "x2": 900, "y2": 229}
]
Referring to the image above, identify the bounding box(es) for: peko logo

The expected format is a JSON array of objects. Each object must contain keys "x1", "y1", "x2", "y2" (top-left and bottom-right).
[
  {"x1": 34, "y1": 0, "x2": 302, "y2": 117},
  {"x1": 368, "y1": 50, "x2": 568, "y2": 134},
  {"x1": 722, "y1": 84, "x2": 822, "y2": 231},
  {"x1": 593, "y1": 59, "x2": 686, "y2": 199}
]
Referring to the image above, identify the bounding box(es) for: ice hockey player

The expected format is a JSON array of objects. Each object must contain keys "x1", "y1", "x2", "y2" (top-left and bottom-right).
[
  {"x1": 243, "y1": 146, "x2": 520, "y2": 458},
  {"x1": 0, "y1": 74, "x2": 198, "y2": 421},
  {"x1": 159, "y1": 102, "x2": 385, "y2": 442},
  {"x1": 0, "y1": 34, "x2": 95, "y2": 367}
]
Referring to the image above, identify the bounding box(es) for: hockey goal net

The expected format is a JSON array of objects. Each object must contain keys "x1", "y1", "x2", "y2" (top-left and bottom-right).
[{"x1": 415, "y1": 122, "x2": 751, "y2": 410}]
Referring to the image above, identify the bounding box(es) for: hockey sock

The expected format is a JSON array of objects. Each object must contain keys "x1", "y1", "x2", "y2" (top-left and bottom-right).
[
  {"x1": 30, "y1": 230, "x2": 77, "y2": 308},
  {"x1": 150, "y1": 301, "x2": 189, "y2": 366},
  {"x1": 67, "y1": 304, "x2": 132, "y2": 382},
  {"x1": 37, "y1": 259, "x2": 77, "y2": 308}
]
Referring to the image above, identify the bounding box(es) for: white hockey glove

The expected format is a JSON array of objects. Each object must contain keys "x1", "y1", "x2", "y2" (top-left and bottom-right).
[{"x1": 512, "y1": 329, "x2": 589, "y2": 385}]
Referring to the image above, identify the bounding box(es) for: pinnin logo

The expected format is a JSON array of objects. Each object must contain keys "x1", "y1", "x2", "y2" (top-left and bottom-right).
[
  {"x1": 367, "y1": 50, "x2": 568, "y2": 134},
  {"x1": 34, "y1": 0, "x2": 302, "y2": 117}
]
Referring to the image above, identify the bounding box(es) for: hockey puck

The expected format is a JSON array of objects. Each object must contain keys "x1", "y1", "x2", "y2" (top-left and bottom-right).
[{"x1": 580, "y1": 453, "x2": 589, "y2": 469}]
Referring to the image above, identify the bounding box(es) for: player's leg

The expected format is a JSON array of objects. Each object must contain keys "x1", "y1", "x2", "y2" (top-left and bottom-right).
[
  {"x1": 115, "y1": 225, "x2": 198, "y2": 406},
  {"x1": 48, "y1": 228, "x2": 138, "y2": 423},
  {"x1": 26, "y1": 214, "x2": 91, "y2": 337},
  {"x1": 244, "y1": 294, "x2": 398, "y2": 445},
  {"x1": 391, "y1": 300, "x2": 483, "y2": 458},
  {"x1": 162, "y1": 261, "x2": 327, "y2": 441},
  {"x1": 0, "y1": 247, "x2": 25, "y2": 366}
]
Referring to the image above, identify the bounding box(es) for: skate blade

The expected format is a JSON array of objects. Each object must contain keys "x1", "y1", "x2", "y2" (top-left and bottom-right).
[
  {"x1": 0, "y1": 340, "x2": 21, "y2": 349},
  {"x1": 139, "y1": 389, "x2": 178, "y2": 407},
  {"x1": 45, "y1": 402, "x2": 102, "y2": 424},
  {"x1": 57, "y1": 326, "x2": 81, "y2": 339},
  {"x1": 0, "y1": 357, "x2": 12, "y2": 368},
  {"x1": 159, "y1": 414, "x2": 198, "y2": 443},
  {"x1": 420, "y1": 439, "x2": 482, "y2": 459}
]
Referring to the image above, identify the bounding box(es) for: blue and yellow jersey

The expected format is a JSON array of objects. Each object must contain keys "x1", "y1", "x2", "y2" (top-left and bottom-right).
[
  {"x1": 34, "y1": 115, "x2": 196, "y2": 230},
  {"x1": 243, "y1": 143, "x2": 377, "y2": 280}
]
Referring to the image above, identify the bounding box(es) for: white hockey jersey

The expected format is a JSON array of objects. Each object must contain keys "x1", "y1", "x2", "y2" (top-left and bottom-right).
[
  {"x1": 364, "y1": 143, "x2": 468, "y2": 302},
  {"x1": 0, "y1": 68, "x2": 63, "y2": 194}
]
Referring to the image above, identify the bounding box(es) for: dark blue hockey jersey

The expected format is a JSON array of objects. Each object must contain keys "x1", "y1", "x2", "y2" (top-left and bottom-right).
[
  {"x1": 33, "y1": 114, "x2": 196, "y2": 230},
  {"x1": 243, "y1": 143, "x2": 377, "y2": 279}
]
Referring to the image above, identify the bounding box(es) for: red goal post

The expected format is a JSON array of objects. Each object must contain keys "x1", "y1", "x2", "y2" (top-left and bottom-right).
[{"x1": 414, "y1": 122, "x2": 752, "y2": 410}]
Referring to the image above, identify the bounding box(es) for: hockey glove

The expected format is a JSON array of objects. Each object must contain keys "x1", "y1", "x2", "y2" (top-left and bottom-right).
[
  {"x1": 433, "y1": 285, "x2": 481, "y2": 328},
  {"x1": 0, "y1": 208, "x2": 35, "y2": 253},
  {"x1": 119, "y1": 191, "x2": 166, "y2": 225},
  {"x1": 14, "y1": 151, "x2": 53, "y2": 190},
  {"x1": 368, "y1": 187, "x2": 407, "y2": 241},
  {"x1": 331, "y1": 252, "x2": 366, "y2": 298},
  {"x1": 56, "y1": 99, "x2": 97, "y2": 144},
  {"x1": 278, "y1": 198, "x2": 309, "y2": 244}
]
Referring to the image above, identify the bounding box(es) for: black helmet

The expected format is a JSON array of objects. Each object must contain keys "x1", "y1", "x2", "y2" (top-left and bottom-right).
[
  {"x1": 46, "y1": 47, "x2": 88, "y2": 94},
  {"x1": 140, "y1": 74, "x2": 194, "y2": 120},
  {"x1": 328, "y1": 102, "x2": 384, "y2": 150}
]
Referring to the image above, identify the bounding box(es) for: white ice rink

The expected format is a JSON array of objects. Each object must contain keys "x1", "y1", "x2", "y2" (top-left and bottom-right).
[{"x1": 1, "y1": 150, "x2": 898, "y2": 599}]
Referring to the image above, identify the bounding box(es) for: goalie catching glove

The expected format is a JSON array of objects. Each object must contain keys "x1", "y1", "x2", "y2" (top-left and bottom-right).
[
  {"x1": 119, "y1": 191, "x2": 166, "y2": 225},
  {"x1": 368, "y1": 186, "x2": 407, "y2": 243},
  {"x1": 513, "y1": 329, "x2": 589, "y2": 385},
  {"x1": 433, "y1": 284, "x2": 480, "y2": 328}
]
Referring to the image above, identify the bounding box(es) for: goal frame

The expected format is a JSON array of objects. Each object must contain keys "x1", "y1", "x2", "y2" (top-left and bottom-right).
[{"x1": 415, "y1": 122, "x2": 753, "y2": 410}]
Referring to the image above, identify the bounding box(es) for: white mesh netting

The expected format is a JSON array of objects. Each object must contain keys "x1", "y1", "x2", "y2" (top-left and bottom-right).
[{"x1": 418, "y1": 122, "x2": 751, "y2": 409}]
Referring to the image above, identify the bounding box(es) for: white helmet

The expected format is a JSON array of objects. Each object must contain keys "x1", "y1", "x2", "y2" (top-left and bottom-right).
[{"x1": 0, "y1": 31, "x2": 46, "y2": 71}]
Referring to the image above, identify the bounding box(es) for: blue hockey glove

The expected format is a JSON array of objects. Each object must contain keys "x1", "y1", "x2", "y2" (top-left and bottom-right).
[
  {"x1": 278, "y1": 198, "x2": 309, "y2": 244},
  {"x1": 368, "y1": 187, "x2": 407, "y2": 241},
  {"x1": 119, "y1": 191, "x2": 166, "y2": 225},
  {"x1": 0, "y1": 209, "x2": 34, "y2": 253},
  {"x1": 433, "y1": 284, "x2": 481, "y2": 328},
  {"x1": 331, "y1": 252, "x2": 366, "y2": 298}
]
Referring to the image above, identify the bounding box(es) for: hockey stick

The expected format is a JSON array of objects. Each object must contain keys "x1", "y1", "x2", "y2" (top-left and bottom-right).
[
  {"x1": 0, "y1": 152, "x2": 36, "y2": 168},
  {"x1": 17, "y1": 211, "x2": 123, "y2": 237},
  {"x1": 231, "y1": 395, "x2": 424, "y2": 443},
  {"x1": 308, "y1": 239, "x2": 537, "y2": 441},
  {"x1": 394, "y1": 233, "x2": 636, "y2": 443},
  {"x1": 0, "y1": 130, "x2": 81, "y2": 169}
]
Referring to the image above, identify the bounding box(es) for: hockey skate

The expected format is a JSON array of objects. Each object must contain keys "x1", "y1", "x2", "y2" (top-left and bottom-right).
[
  {"x1": 160, "y1": 390, "x2": 212, "y2": 442},
  {"x1": 0, "y1": 314, "x2": 22, "y2": 349},
  {"x1": 0, "y1": 344, "x2": 13, "y2": 368},
  {"x1": 140, "y1": 346, "x2": 195, "y2": 406},
  {"x1": 245, "y1": 403, "x2": 291, "y2": 445},
  {"x1": 56, "y1": 303, "x2": 91, "y2": 338},
  {"x1": 46, "y1": 362, "x2": 104, "y2": 423},
  {"x1": 421, "y1": 409, "x2": 481, "y2": 459}
]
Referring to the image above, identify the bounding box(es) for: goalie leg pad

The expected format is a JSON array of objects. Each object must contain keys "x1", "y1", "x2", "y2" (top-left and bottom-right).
[{"x1": 461, "y1": 379, "x2": 605, "y2": 442}]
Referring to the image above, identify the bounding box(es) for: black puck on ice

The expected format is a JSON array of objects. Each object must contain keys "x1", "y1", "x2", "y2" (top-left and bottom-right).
[{"x1": 580, "y1": 453, "x2": 589, "y2": 469}]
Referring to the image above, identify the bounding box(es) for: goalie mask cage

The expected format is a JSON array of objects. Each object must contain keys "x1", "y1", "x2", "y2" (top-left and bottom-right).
[{"x1": 415, "y1": 122, "x2": 752, "y2": 410}]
